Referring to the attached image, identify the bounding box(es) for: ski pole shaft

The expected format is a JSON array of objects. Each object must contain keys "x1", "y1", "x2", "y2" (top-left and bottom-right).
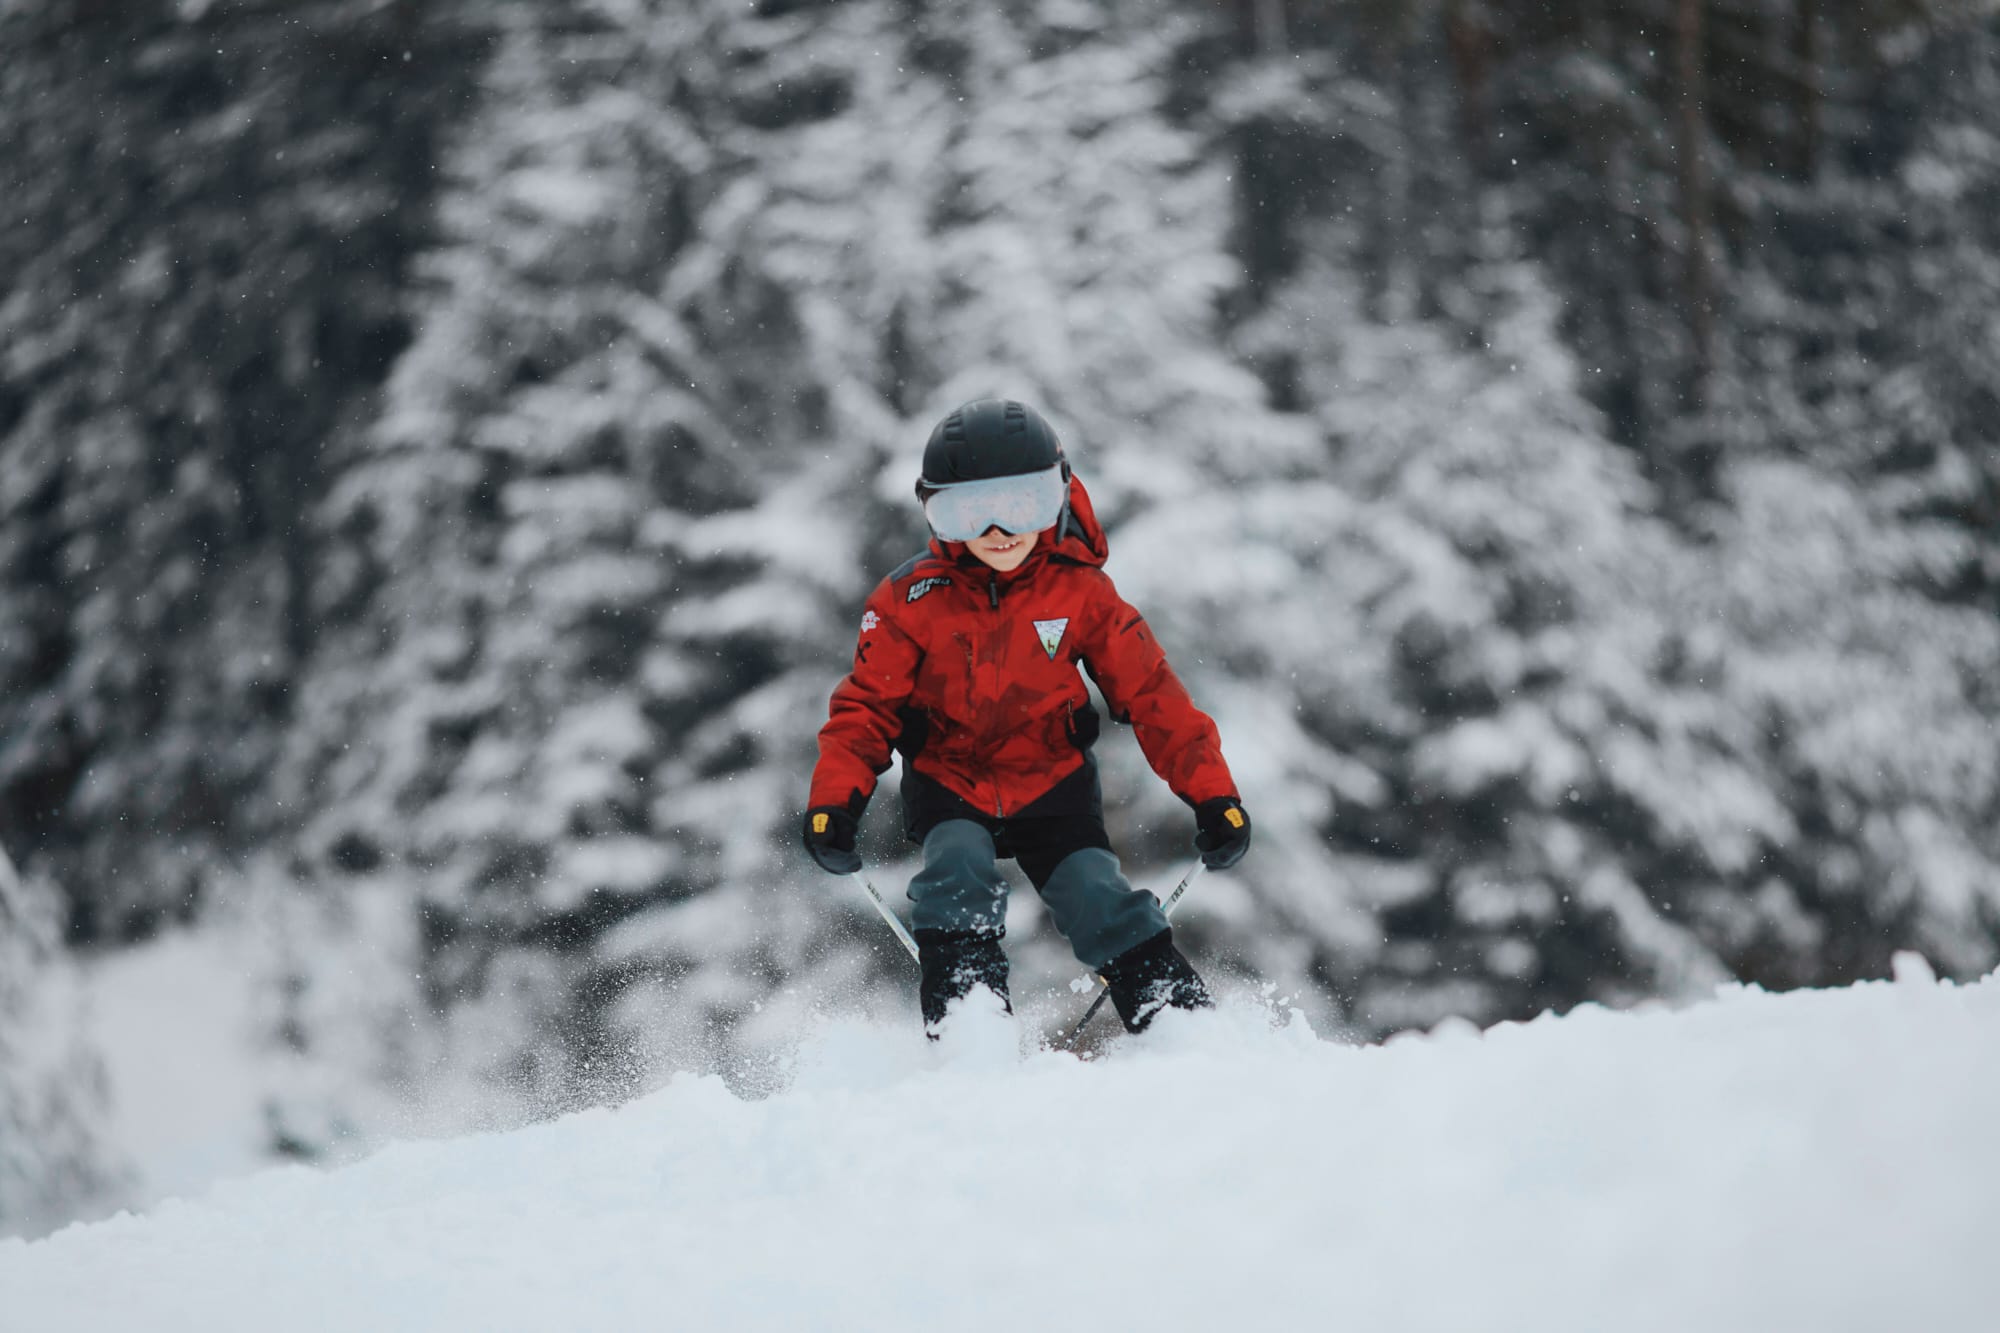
[
  {"x1": 1066, "y1": 975, "x2": 1117, "y2": 1044},
  {"x1": 850, "y1": 870, "x2": 922, "y2": 963},
  {"x1": 1063, "y1": 859, "x2": 1205, "y2": 1047},
  {"x1": 1156, "y1": 858, "x2": 1206, "y2": 918}
]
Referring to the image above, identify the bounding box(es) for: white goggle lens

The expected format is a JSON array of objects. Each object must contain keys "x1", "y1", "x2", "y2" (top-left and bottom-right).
[{"x1": 922, "y1": 465, "x2": 1067, "y2": 542}]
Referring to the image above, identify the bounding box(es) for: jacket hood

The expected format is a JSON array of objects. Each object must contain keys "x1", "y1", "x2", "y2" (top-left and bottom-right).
[{"x1": 928, "y1": 473, "x2": 1110, "y2": 572}]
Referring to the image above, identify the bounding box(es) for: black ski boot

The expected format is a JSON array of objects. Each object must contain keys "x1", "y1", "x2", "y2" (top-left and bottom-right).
[
  {"x1": 916, "y1": 928, "x2": 1012, "y2": 1035},
  {"x1": 1098, "y1": 927, "x2": 1212, "y2": 1034}
]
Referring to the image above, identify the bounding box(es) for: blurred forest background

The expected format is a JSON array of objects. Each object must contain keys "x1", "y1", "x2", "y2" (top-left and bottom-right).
[{"x1": 4, "y1": 0, "x2": 1998, "y2": 1237}]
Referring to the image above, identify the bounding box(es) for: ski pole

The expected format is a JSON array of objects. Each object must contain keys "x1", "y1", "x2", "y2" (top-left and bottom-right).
[
  {"x1": 849, "y1": 870, "x2": 922, "y2": 963},
  {"x1": 1061, "y1": 859, "x2": 1206, "y2": 1048}
]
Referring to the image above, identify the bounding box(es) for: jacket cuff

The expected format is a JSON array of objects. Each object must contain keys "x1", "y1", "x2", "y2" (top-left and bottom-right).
[{"x1": 807, "y1": 779, "x2": 872, "y2": 815}]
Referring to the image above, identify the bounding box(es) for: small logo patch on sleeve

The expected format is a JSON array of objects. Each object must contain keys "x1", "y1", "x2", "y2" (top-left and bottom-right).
[{"x1": 860, "y1": 610, "x2": 880, "y2": 633}]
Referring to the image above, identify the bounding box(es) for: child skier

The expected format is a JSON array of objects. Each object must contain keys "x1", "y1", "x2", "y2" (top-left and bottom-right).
[{"x1": 802, "y1": 399, "x2": 1252, "y2": 1034}]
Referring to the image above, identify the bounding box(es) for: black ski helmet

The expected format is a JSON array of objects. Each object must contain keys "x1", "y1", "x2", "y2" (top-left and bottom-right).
[{"x1": 917, "y1": 399, "x2": 1068, "y2": 493}]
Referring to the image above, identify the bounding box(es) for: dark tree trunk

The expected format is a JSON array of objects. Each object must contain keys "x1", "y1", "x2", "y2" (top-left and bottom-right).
[
  {"x1": 1444, "y1": 0, "x2": 1495, "y2": 158},
  {"x1": 1674, "y1": 0, "x2": 1717, "y2": 403},
  {"x1": 1790, "y1": 0, "x2": 1822, "y2": 181}
]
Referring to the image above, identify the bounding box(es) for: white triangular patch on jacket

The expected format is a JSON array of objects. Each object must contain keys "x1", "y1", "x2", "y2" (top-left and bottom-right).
[{"x1": 1034, "y1": 617, "x2": 1069, "y2": 660}]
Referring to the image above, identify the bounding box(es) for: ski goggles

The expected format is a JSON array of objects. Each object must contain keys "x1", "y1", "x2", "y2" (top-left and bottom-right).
[{"x1": 920, "y1": 464, "x2": 1069, "y2": 542}]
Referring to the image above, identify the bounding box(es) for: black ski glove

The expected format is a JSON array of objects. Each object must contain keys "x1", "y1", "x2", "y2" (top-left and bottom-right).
[
  {"x1": 802, "y1": 803, "x2": 862, "y2": 875},
  {"x1": 1193, "y1": 796, "x2": 1252, "y2": 870}
]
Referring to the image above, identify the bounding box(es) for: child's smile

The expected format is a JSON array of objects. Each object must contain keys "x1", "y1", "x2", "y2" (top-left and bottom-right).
[{"x1": 967, "y1": 526, "x2": 1040, "y2": 572}]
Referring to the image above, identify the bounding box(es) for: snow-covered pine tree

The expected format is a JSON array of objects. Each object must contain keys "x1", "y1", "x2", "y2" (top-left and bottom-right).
[
  {"x1": 1670, "y1": 14, "x2": 2000, "y2": 987},
  {"x1": 1185, "y1": 0, "x2": 2000, "y2": 1026},
  {"x1": 277, "y1": 0, "x2": 944, "y2": 1114},
  {"x1": 1165, "y1": 240, "x2": 1756, "y2": 1032},
  {"x1": 0, "y1": 0, "x2": 474, "y2": 940}
]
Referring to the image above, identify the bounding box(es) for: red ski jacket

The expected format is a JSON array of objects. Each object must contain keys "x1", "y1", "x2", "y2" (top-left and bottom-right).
[{"x1": 809, "y1": 477, "x2": 1238, "y2": 821}]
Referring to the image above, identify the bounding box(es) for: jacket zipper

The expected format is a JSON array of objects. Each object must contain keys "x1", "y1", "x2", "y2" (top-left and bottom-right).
[{"x1": 988, "y1": 572, "x2": 1002, "y2": 815}]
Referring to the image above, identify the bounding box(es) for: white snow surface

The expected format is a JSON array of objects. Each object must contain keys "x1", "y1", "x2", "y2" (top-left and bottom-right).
[{"x1": 5, "y1": 963, "x2": 1995, "y2": 1333}]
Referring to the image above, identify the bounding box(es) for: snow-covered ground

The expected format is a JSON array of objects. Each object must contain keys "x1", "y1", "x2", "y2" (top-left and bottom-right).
[{"x1": 5, "y1": 959, "x2": 1994, "y2": 1333}]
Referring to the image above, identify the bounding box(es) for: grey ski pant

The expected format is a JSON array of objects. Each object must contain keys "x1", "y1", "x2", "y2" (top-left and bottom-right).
[{"x1": 907, "y1": 819, "x2": 1168, "y2": 971}]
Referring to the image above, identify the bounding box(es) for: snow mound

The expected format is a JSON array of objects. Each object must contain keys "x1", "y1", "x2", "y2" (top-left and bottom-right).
[{"x1": 5, "y1": 964, "x2": 1996, "y2": 1333}]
